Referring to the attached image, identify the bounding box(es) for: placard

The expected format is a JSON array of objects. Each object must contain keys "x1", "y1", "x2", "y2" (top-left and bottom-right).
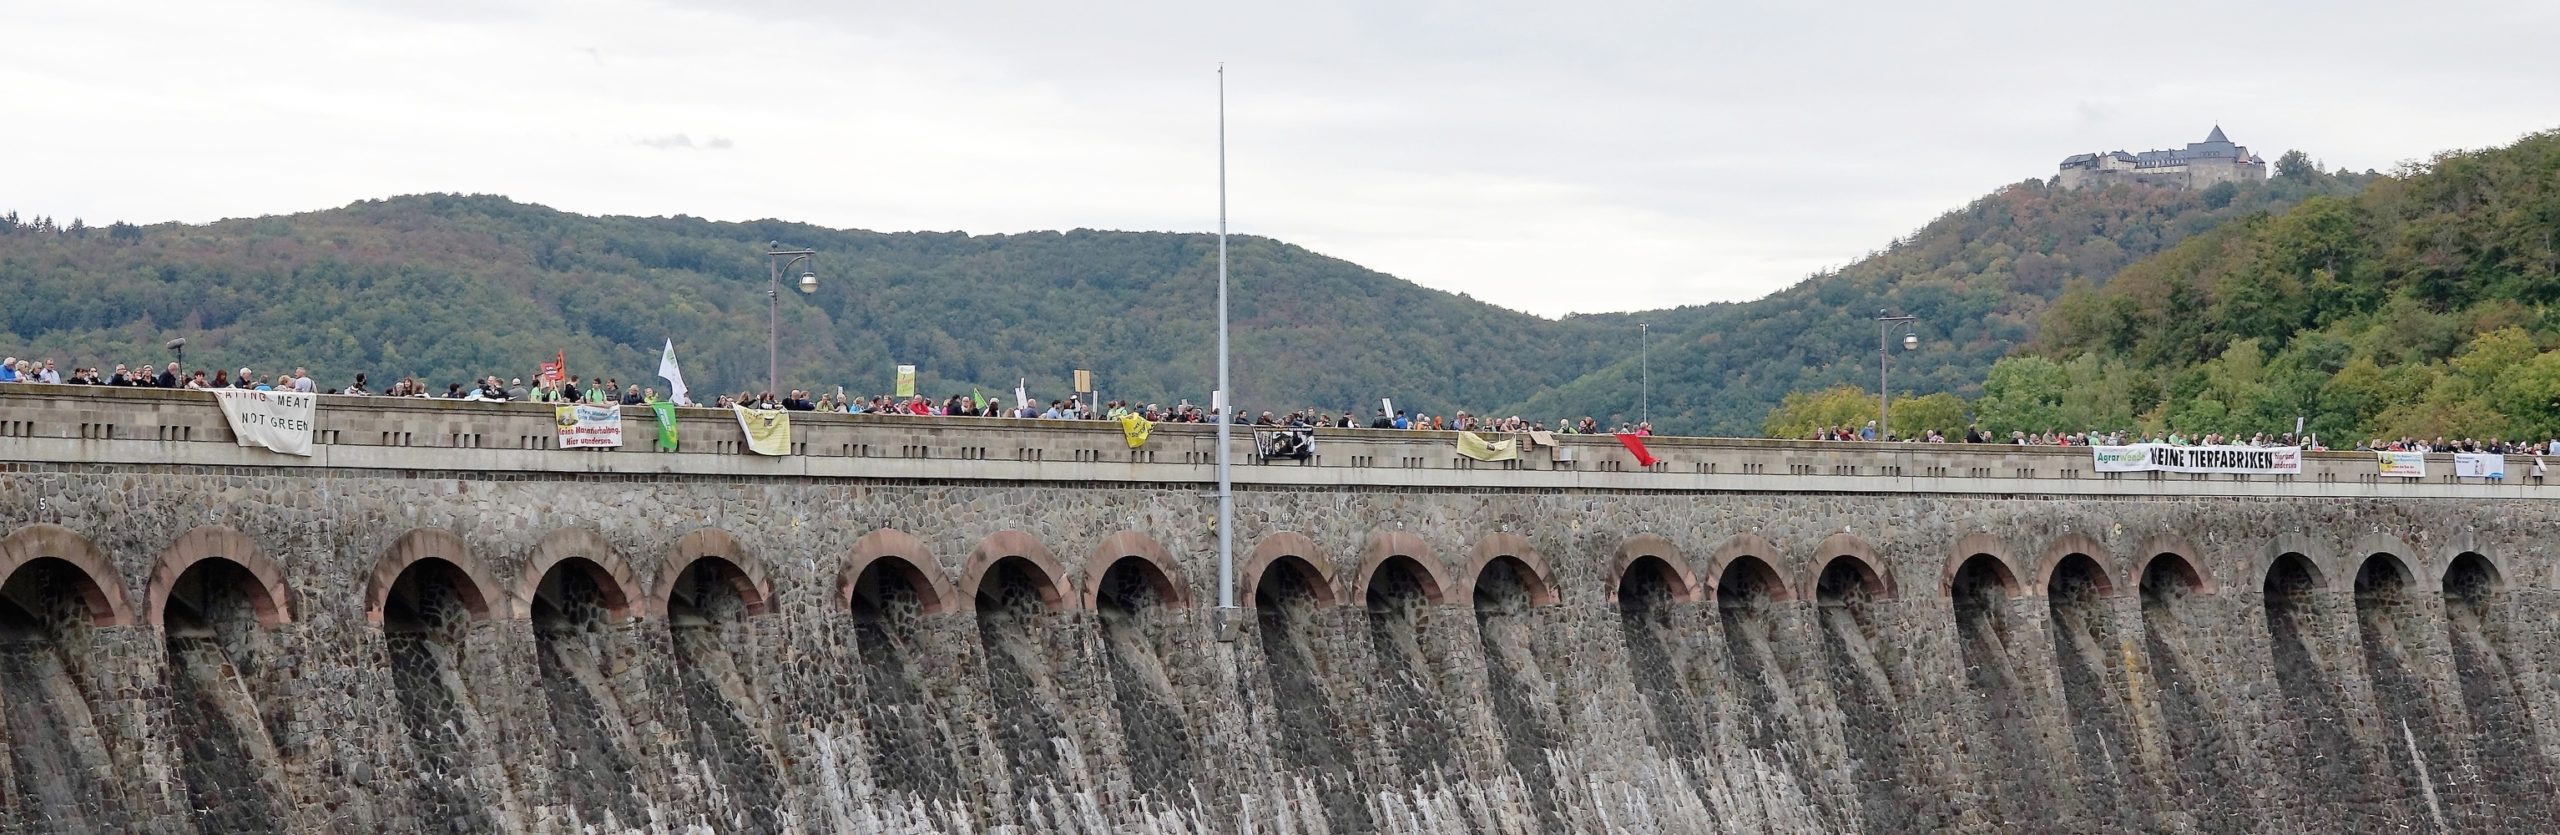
[
  {"x1": 2453, "y1": 453, "x2": 2505, "y2": 479},
  {"x1": 209, "y1": 389, "x2": 315, "y2": 456},
  {"x1": 2376, "y1": 451, "x2": 2427, "y2": 478},
  {"x1": 2091, "y1": 444, "x2": 2300, "y2": 474},
  {"x1": 554, "y1": 404, "x2": 623, "y2": 448}
]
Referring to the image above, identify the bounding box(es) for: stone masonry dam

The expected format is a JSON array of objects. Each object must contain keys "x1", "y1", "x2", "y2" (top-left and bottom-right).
[{"x1": 1, "y1": 387, "x2": 2556, "y2": 834}]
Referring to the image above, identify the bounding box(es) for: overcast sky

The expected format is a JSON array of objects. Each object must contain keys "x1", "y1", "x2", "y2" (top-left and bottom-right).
[{"x1": 7, "y1": 0, "x2": 2556, "y2": 316}]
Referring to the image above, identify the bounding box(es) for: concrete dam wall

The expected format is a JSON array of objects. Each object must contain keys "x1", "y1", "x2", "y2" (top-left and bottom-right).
[{"x1": 0, "y1": 389, "x2": 2556, "y2": 833}]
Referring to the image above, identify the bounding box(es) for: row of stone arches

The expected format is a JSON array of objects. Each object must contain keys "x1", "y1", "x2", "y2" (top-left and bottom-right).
[{"x1": 1, "y1": 523, "x2": 2521, "y2": 633}]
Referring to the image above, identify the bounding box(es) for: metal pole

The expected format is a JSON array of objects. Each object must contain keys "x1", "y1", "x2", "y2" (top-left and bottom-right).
[
  {"x1": 1639, "y1": 322, "x2": 1648, "y2": 426},
  {"x1": 1874, "y1": 310, "x2": 1915, "y2": 441},
  {"x1": 1216, "y1": 64, "x2": 1236, "y2": 615},
  {"x1": 1878, "y1": 316, "x2": 1889, "y2": 440},
  {"x1": 768, "y1": 255, "x2": 781, "y2": 397}
]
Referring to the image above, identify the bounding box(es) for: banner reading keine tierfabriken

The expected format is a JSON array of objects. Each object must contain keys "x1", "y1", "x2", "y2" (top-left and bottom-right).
[
  {"x1": 2091, "y1": 443, "x2": 2300, "y2": 474},
  {"x1": 209, "y1": 389, "x2": 316, "y2": 456}
]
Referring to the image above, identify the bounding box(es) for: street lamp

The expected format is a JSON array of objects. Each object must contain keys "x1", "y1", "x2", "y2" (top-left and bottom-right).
[
  {"x1": 1877, "y1": 309, "x2": 1918, "y2": 441},
  {"x1": 1639, "y1": 322, "x2": 1649, "y2": 427},
  {"x1": 766, "y1": 243, "x2": 818, "y2": 396}
]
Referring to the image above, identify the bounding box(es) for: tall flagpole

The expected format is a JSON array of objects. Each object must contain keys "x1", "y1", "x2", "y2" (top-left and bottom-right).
[{"x1": 1215, "y1": 64, "x2": 1237, "y2": 617}]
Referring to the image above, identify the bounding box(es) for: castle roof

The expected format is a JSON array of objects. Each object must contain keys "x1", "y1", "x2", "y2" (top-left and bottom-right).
[{"x1": 2206, "y1": 125, "x2": 2229, "y2": 143}]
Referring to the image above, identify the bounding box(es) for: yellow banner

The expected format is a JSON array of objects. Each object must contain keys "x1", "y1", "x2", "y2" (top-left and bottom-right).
[
  {"x1": 733, "y1": 405, "x2": 792, "y2": 456},
  {"x1": 895, "y1": 364, "x2": 917, "y2": 398},
  {"x1": 1118, "y1": 412, "x2": 1153, "y2": 448},
  {"x1": 1458, "y1": 431, "x2": 1519, "y2": 461}
]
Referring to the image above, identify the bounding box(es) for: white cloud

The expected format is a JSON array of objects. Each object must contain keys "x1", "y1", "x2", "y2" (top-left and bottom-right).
[{"x1": 3, "y1": 0, "x2": 2556, "y2": 315}]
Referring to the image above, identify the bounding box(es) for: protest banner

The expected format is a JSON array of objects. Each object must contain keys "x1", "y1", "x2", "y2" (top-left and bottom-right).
[
  {"x1": 733, "y1": 405, "x2": 792, "y2": 456},
  {"x1": 2091, "y1": 443, "x2": 2301, "y2": 474},
  {"x1": 895, "y1": 365, "x2": 917, "y2": 398},
  {"x1": 1256, "y1": 428, "x2": 1314, "y2": 459},
  {"x1": 1118, "y1": 412, "x2": 1153, "y2": 448},
  {"x1": 210, "y1": 389, "x2": 315, "y2": 456},
  {"x1": 2376, "y1": 451, "x2": 2427, "y2": 478},
  {"x1": 2453, "y1": 452, "x2": 2505, "y2": 479},
  {"x1": 1458, "y1": 431, "x2": 1519, "y2": 461},
  {"x1": 554, "y1": 404, "x2": 623, "y2": 448},
  {"x1": 649, "y1": 400, "x2": 678, "y2": 451}
]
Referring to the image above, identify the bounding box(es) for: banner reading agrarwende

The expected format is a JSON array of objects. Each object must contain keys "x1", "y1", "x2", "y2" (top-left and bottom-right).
[
  {"x1": 2091, "y1": 443, "x2": 2301, "y2": 474},
  {"x1": 209, "y1": 389, "x2": 315, "y2": 456},
  {"x1": 554, "y1": 404, "x2": 623, "y2": 448}
]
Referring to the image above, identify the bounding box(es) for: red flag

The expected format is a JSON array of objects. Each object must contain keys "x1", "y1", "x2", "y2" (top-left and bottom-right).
[
  {"x1": 1615, "y1": 432, "x2": 1657, "y2": 467},
  {"x1": 541, "y1": 349, "x2": 567, "y2": 384}
]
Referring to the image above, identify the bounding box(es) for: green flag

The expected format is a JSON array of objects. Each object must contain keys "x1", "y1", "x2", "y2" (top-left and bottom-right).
[{"x1": 650, "y1": 400, "x2": 678, "y2": 451}]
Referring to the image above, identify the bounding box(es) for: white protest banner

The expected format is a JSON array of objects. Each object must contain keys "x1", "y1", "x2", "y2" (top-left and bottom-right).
[
  {"x1": 2090, "y1": 443, "x2": 2300, "y2": 475},
  {"x1": 2376, "y1": 451, "x2": 2427, "y2": 478},
  {"x1": 554, "y1": 404, "x2": 624, "y2": 448},
  {"x1": 209, "y1": 389, "x2": 315, "y2": 456},
  {"x1": 2453, "y1": 452, "x2": 2505, "y2": 479}
]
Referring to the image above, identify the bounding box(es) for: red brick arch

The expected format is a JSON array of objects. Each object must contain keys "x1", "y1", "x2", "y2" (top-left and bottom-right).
[
  {"x1": 842, "y1": 528, "x2": 957, "y2": 616},
  {"x1": 1349, "y1": 530, "x2": 1450, "y2": 606},
  {"x1": 1611, "y1": 533, "x2": 1699, "y2": 604},
  {"x1": 657, "y1": 528, "x2": 773, "y2": 617},
  {"x1": 1805, "y1": 532, "x2": 1895, "y2": 600},
  {"x1": 1462, "y1": 533, "x2": 1559, "y2": 607},
  {"x1": 960, "y1": 530, "x2": 1071, "y2": 612},
  {"x1": 1085, "y1": 531, "x2": 1190, "y2": 610},
  {"x1": 2037, "y1": 532, "x2": 2120, "y2": 598},
  {"x1": 148, "y1": 525, "x2": 290, "y2": 627},
  {"x1": 516, "y1": 527, "x2": 641, "y2": 622},
  {"x1": 365, "y1": 528, "x2": 502, "y2": 625},
  {"x1": 0, "y1": 524, "x2": 132, "y2": 627},
  {"x1": 1706, "y1": 532, "x2": 1795, "y2": 602},
  {"x1": 2133, "y1": 534, "x2": 2215, "y2": 595},
  {"x1": 1942, "y1": 532, "x2": 2024, "y2": 599},
  {"x1": 1240, "y1": 531, "x2": 1337, "y2": 608}
]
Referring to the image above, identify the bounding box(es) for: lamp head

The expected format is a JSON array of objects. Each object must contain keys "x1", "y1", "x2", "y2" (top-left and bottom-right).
[
  {"x1": 798, "y1": 272, "x2": 818, "y2": 294},
  {"x1": 1902, "y1": 332, "x2": 1919, "y2": 350}
]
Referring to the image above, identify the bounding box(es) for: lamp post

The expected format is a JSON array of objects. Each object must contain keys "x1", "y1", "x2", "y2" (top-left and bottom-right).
[
  {"x1": 1639, "y1": 322, "x2": 1649, "y2": 427},
  {"x1": 765, "y1": 243, "x2": 818, "y2": 396},
  {"x1": 1876, "y1": 309, "x2": 1918, "y2": 441}
]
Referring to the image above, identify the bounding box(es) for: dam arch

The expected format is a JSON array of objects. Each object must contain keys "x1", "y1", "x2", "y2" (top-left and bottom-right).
[
  {"x1": 1612, "y1": 533, "x2": 1699, "y2": 604},
  {"x1": 1463, "y1": 533, "x2": 1558, "y2": 607},
  {"x1": 843, "y1": 529, "x2": 955, "y2": 617},
  {"x1": 2037, "y1": 533, "x2": 2119, "y2": 597},
  {"x1": 1808, "y1": 533, "x2": 1893, "y2": 600},
  {"x1": 660, "y1": 528, "x2": 771, "y2": 618},
  {"x1": 1943, "y1": 532, "x2": 2023, "y2": 599},
  {"x1": 0, "y1": 524, "x2": 129, "y2": 627},
  {"x1": 367, "y1": 529, "x2": 499, "y2": 625},
  {"x1": 962, "y1": 531, "x2": 1069, "y2": 613},
  {"x1": 1352, "y1": 530, "x2": 1448, "y2": 606},
  {"x1": 517, "y1": 528, "x2": 638, "y2": 622},
  {"x1": 2133, "y1": 535, "x2": 2214, "y2": 595},
  {"x1": 1706, "y1": 533, "x2": 1792, "y2": 602},
  {"x1": 1085, "y1": 531, "x2": 1189, "y2": 611},
  {"x1": 148, "y1": 525, "x2": 287, "y2": 627},
  {"x1": 1241, "y1": 532, "x2": 1337, "y2": 609}
]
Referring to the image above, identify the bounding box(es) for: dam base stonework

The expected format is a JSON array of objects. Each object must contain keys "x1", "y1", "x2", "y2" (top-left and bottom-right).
[{"x1": 1, "y1": 390, "x2": 2556, "y2": 833}]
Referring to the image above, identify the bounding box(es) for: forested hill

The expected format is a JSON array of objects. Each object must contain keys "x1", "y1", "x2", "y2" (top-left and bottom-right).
[
  {"x1": 1996, "y1": 129, "x2": 2560, "y2": 442},
  {"x1": 1502, "y1": 164, "x2": 2371, "y2": 435},
  {"x1": 0, "y1": 195, "x2": 1638, "y2": 413},
  {"x1": 0, "y1": 167, "x2": 2369, "y2": 433}
]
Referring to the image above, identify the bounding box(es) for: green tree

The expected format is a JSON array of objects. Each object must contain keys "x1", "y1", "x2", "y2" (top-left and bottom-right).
[
  {"x1": 1975, "y1": 356, "x2": 2070, "y2": 434},
  {"x1": 1764, "y1": 384, "x2": 1880, "y2": 438},
  {"x1": 2276, "y1": 149, "x2": 2317, "y2": 180},
  {"x1": 1889, "y1": 391, "x2": 1969, "y2": 439}
]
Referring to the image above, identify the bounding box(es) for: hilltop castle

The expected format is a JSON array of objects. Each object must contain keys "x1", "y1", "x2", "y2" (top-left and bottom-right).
[{"x1": 2058, "y1": 126, "x2": 2266, "y2": 190}]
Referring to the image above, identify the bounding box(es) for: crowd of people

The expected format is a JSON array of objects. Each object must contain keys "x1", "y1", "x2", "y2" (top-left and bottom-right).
[
  {"x1": 1804, "y1": 419, "x2": 2560, "y2": 456},
  {"x1": 15, "y1": 351, "x2": 2556, "y2": 455},
  {"x1": 0, "y1": 352, "x2": 1671, "y2": 439}
]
